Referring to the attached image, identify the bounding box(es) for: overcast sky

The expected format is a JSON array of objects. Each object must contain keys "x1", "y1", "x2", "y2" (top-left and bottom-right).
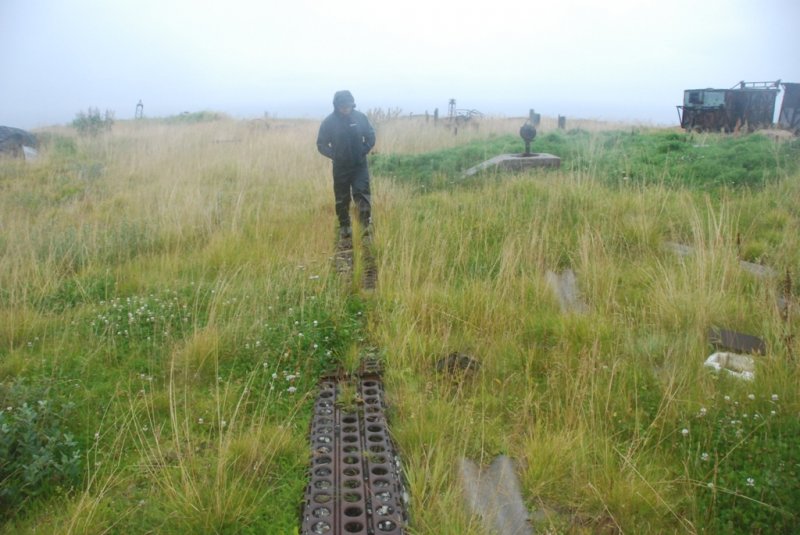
[{"x1": 2, "y1": 0, "x2": 798, "y2": 129}]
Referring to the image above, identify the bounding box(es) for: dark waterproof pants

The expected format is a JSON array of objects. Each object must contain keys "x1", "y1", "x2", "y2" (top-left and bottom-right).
[{"x1": 333, "y1": 164, "x2": 371, "y2": 228}]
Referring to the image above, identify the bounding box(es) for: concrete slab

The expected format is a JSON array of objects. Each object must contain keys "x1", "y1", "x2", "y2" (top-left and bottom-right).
[
  {"x1": 463, "y1": 153, "x2": 561, "y2": 177},
  {"x1": 545, "y1": 269, "x2": 589, "y2": 314},
  {"x1": 460, "y1": 456, "x2": 533, "y2": 535}
]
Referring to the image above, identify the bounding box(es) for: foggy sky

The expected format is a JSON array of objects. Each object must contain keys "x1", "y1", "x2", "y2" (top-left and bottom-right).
[{"x1": 2, "y1": 0, "x2": 798, "y2": 129}]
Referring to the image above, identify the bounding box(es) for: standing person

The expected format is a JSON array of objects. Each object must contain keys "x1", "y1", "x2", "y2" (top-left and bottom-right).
[{"x1": 316, "y1": 90, "x2": 376, "y2": 239}]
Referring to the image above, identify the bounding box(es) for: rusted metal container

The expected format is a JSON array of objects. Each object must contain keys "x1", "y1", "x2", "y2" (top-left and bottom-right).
[{"x1": 677, "y1": 80, "x2": 780, "y2": 132}]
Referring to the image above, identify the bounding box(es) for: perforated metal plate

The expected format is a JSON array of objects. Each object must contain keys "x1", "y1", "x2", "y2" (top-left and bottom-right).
[{"x1": 301, "y1": 368, "x2": 408, "y2": 534}]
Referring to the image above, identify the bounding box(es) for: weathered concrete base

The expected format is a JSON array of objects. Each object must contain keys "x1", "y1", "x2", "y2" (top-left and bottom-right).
[
  {"x1": 463, "y1": 153, "x2": 561, "y2": 177},
  {"x1": 545, "y1": 269, "x2": 589, "y2": 314},
  {"x1": 460, "y1": 456, "x2": 533, "y2": 535}
]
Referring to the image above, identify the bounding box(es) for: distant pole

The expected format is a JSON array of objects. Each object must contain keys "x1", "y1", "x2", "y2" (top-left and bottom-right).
[
  {"x1": 558, "y1": 115, "x2": 566, "y2": 129},
  {"x1": 135, "y1": 100, "x2": 144, "y2": 119},
  {"x1": 434, "y1": 108, "x2": 439, "y2": 125}
]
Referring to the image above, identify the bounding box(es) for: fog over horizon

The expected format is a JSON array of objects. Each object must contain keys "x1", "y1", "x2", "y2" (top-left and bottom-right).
[{"x1": 2, "y1": 0, "x2": 798, "y2": 130}]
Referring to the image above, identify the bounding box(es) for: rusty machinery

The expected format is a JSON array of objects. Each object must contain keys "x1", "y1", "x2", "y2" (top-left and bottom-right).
[{"x1": 676, "y1": 80, "x2": 782, "y2": 132}]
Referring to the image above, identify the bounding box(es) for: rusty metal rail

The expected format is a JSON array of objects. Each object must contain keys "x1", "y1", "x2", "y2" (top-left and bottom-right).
[{"x1": 301, "y1": 363, "x2": 408, "y2": 534}]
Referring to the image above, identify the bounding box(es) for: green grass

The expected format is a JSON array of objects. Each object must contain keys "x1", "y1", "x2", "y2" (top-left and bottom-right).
[
  {"x1": 371, "y1": 129, "x2": 800, "y2": 191},
  {"x1": 1, "y1": 118, "x2": 798, "y2": 533}
]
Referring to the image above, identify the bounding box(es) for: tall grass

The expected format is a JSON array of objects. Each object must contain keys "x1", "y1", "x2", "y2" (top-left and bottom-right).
[{"x1": 1, "y1": 116, "x2": 797, "y2": 533}]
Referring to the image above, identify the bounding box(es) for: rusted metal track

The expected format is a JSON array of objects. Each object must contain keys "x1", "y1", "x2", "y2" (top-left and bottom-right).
[{"x1": 301, "y1": 363, "x2": 408, "y2": 534}]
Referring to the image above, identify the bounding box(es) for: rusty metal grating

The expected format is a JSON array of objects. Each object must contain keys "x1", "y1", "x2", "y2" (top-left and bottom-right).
[{"x1": 301, "y1": 369, "x2": 408, "y2": 534}]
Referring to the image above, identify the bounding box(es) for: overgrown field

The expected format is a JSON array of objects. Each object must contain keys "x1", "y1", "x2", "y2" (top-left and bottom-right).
[{"x1": 1, "y1": 116, "x2": 798, "y2": 534}]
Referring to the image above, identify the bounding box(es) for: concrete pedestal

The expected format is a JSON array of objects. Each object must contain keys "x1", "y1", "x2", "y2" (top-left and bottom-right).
[{"x1": 463, "y1": 153, "x2": 561, "y2": 177}]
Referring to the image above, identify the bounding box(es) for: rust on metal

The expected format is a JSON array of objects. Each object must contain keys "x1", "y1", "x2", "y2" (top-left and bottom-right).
[
  {"x1": 677, "y1": 80, "x2": 780, "y2": 132},
  {"x1": 301, "y1": 361, "x2": 408, "y2": 534}
]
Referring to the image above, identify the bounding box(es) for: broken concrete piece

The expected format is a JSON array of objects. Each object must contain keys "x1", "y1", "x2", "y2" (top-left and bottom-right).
[
  {"x1": 739, "y1": 260, "x2": 777, "y2": 278},
  {"x1": 545, "y1": 269, "x2": 589, "y2": 314},
  {"x1": 663, "y1": 241, "x2": 694, "y2": 257},
  {"x1": 663, "y1": 242, "x2": 778, "y2": 278},
  {"x1": 704, "y1": 352, "x2": 755, "y2": 381},
  {"x1": 460, "y1": 455, "x2": 533, "y2": 535}
]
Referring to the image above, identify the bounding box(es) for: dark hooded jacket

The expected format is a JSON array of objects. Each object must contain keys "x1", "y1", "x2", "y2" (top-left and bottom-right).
[{"x1": 316, "y1": 91, "x2": 376, "y2": 172}]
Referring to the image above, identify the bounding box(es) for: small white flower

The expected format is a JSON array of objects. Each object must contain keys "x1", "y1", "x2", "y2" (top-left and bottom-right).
[
  {"x1": 707, "y1": 482, "x2": 714, "y2": 489},
  {"x1": 771, "y1": 410, "x2": 777, "y2": 416},
  {"x1": 94, "y1": 432, "x2": 100, "y2": 440},
  {"x1": 272, "y1": 373, "x2": 278, "y2": 379},
  {"x1": 681, "y1": 428, "x2": 689, "y2": 437},
  {"x1": 198, "y1": 418, "x2": 204, "y2": 424},
  {"x1": 313, "y1": 320, "x2": 318, "y2": 326},
  {"x1": 298, "y1": 332, "x2": 304, "y2": 337},
  {"x1": 698, "y1": 407, "x2": 707, "y2": 417},
  {"x1": 771, "y1": 394, "x2": 779, "y2": 401},
  {"x1": 747, "y1": 394, "x2": 755, "y2": 401},
  {"x1": 724, "y1": 395, "x2": 731, "y2": 402},
  {"x1": 701, "y1": 452, "x2": 710, "y2": 462},
  {"x1": 287, "y1": 386, "x2": 297, "y2": 394},
  {"x1": 746, "y1": 477, "x2": 755, "y2": 487},
  {"x1": 221, "y1": 420, "x2": 227, "y2": 428},
  {"x1": 285, "y1": 374, "x2": 296, "y2": 382}
]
